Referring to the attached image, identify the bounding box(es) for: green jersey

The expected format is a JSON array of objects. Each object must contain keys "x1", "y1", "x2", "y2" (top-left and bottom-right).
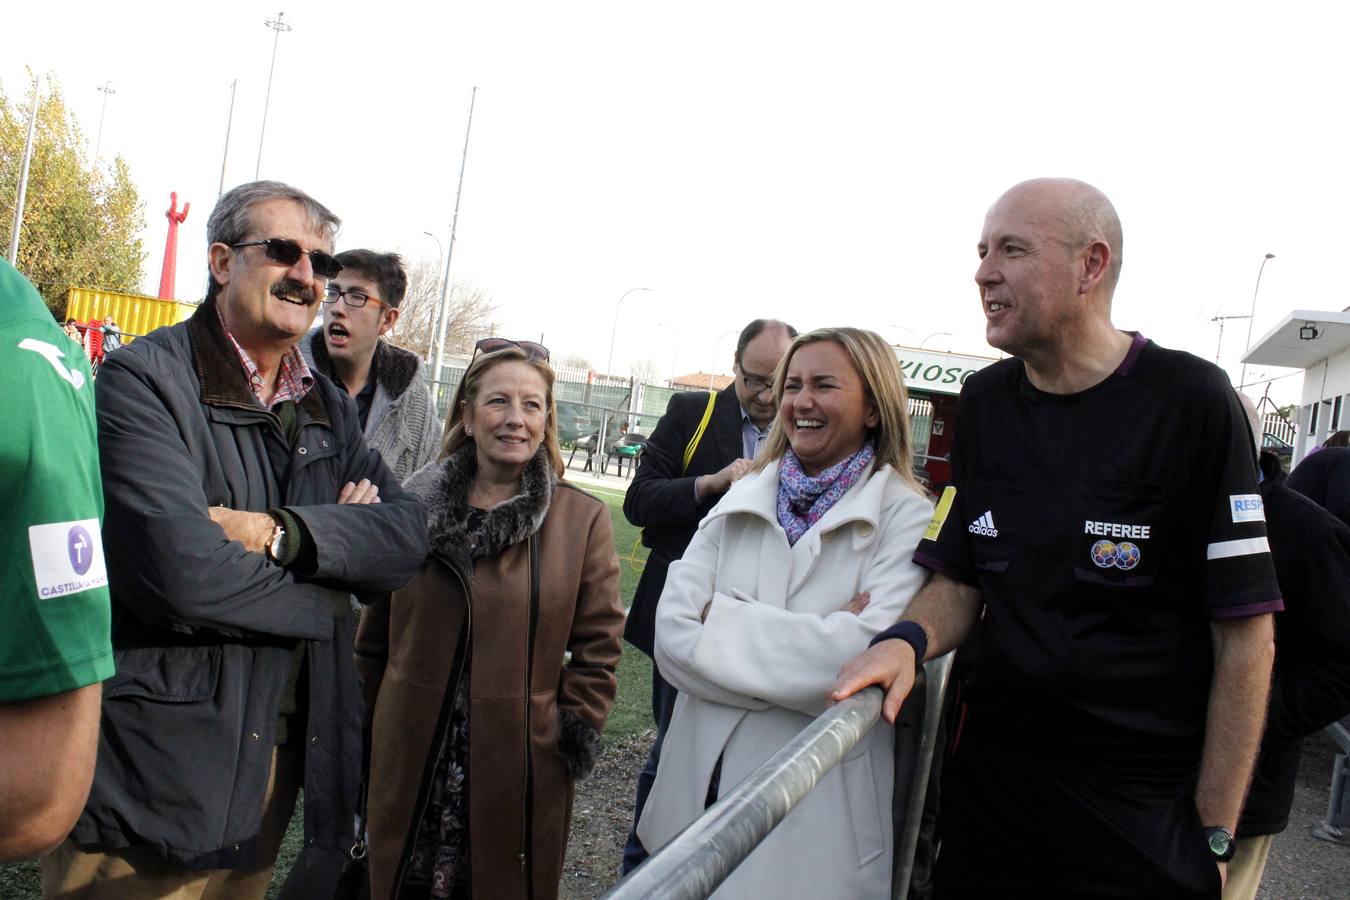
[{"x1": 0, "y1": 259, "x2": 113, "y2": 702}]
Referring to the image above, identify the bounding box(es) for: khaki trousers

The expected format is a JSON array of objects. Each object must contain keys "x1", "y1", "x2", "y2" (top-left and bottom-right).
[
  {"x1": 41, "y1": 744, "x2": 301, "y2": 900},
  {"x1": 1222, "y1": 833, "x2": 1274, "y2": 900}
]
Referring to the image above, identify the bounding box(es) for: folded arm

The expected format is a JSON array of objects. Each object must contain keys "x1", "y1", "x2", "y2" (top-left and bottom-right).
[{"x1": 688, "y1": 498, "x2": 933, "y2": 715}]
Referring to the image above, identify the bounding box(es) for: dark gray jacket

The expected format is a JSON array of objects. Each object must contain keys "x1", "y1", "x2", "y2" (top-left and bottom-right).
[
  {"x1": 621, "y1": 386, "x2": 742, "y2": 657},
  {"x1": 304, "y1": 331, "x2": 441, "y2": 483},
  {"x1": 71, "y1": 301, "x2": 427, "y2": 872}
]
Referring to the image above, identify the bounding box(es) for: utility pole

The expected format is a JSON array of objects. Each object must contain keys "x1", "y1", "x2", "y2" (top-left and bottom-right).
[
  {"x1": 218, "y1": 79, "x2": 237, "y2": 198},
  {"x1": 93, "y1": 81, "x2": 115, "y2": 163},
  {"x1": 256, "y1": 11, "x2": 292, "y2": 179},
  {"x1": 431, "y1": 86, "x2": 479, "y2": 387},
  {"x1": 7, "y1": 75, "x2": 40, "y2": 265}
]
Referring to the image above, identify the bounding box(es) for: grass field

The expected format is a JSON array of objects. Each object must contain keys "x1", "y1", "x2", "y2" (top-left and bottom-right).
[{"x1": 0, "y1": 487, "x2": 654, "y2": 899}]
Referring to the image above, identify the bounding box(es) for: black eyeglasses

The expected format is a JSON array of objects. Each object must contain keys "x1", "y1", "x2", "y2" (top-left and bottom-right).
[
  {"x1": 738, "y1": 369, "x2": 774, "y2": 396},
  {"x1": 322, "y1": 286, "x2": 388, "y2": 309},
  {"x1": 474, "y1": 337, "x2": 550, "y2": 361},
  {"x1": 230, "y1": 238, "x2": 344, "y2": 279}
]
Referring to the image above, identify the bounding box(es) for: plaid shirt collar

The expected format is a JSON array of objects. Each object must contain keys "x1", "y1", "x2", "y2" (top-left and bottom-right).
[{"x1": 215, "y1": 306, "x2": 314, "y2": 406}]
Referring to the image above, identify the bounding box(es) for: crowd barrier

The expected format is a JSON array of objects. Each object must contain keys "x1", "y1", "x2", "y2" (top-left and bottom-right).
[{"x1": 603, "y1": 653, "x2": 954, "y2": 900}]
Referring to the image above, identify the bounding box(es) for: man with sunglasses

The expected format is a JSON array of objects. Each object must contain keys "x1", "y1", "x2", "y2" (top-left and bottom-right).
[
  {"x1": 44, "y1": 181, "x2": 427, "y2": 899},
  {"x1": 304, "y1": 249, "x2": 440, "y2": 482},
  {"x1": 620, "y1": 317, "x2": 796, "y2": 872}
]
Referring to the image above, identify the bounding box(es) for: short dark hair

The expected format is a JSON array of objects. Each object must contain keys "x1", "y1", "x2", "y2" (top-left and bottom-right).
[
  {"x1": 204, "y1": 181, "x2": 341, "y2": 302},
  {"x1": 735, "y1": 318, "x2": 798, "y2": 362},
  {"x1": 333, "y1": 249, "x2": 408, "y2": 308}
]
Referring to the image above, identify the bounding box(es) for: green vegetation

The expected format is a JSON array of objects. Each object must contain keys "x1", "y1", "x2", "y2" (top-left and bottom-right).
[
  {"x1": 1, "y1": 73, "x2": 146, "y2": 315},
  {"x1": 0, "y1": 486, "x2": 653, "y2": 899}
]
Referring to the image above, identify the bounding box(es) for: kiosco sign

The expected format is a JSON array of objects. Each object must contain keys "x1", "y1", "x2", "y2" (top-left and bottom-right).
[{"x1": 893, "y1": 347, "x2": 998, "y2": 397}]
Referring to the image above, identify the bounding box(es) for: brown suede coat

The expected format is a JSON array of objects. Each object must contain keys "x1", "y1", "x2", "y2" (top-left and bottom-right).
[{"x1": 355, "y1": 448, "x2": 624, "y2": 900}]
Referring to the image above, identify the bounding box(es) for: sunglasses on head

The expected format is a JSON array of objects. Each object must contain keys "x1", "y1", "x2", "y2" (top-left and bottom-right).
[
  {"x1": 474, "y1": 337, "x2": 550, "y2": 361},
  {"x1": 230, "y1": 238, "x2": 344, "y2": 279}
]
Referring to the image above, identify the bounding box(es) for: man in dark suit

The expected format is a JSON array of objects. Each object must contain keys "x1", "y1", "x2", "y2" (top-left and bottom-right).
[{"x1": 620, "y1": 318, "x2": 795, "y2": 871}]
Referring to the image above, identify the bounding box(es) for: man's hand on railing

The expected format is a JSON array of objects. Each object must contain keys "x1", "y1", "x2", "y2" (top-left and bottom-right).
[{"x1": 830, "y1": 639, "x2": 917, "y2": 725}]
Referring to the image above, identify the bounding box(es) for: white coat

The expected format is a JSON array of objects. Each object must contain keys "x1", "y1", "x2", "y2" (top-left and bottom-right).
[{"x1": 637, "y1": 459, "x2": 933, "y2": 898}]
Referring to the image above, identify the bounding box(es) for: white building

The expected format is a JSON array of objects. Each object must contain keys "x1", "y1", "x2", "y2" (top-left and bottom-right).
[{"x1": 1244, "y1": 310, "x2": 1350, "y2": 464}]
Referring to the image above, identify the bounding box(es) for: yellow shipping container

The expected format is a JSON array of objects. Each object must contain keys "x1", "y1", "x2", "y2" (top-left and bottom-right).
[{"x1": 65, "y1": 287, "x2": 198, "y2": 342}]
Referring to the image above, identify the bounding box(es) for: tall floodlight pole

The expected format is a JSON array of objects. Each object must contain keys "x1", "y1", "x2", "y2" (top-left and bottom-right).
[
  {"x1": 7, "y1": 75, "x2": 40, "y2": 265},
  {"x1": 93, "y1": 81, "x2": 115, "y2": 163},
  {"x1": 1239, "y1": 253, "x2": 1276, "y2": 389},
  {"x1": 218, "y1": 79, "x2": 238, "y2": 198},
  {"x1": 431, "y1": 86, "x2": 479, "y2": 386},
  {"x1": 255, "y1": 11, "x2": 292, "y2": 179}
]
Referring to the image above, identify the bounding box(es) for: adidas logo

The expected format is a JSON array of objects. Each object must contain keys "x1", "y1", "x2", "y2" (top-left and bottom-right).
[{"x1": 968, "y1": 511, "x2": 998, "y2": 537}]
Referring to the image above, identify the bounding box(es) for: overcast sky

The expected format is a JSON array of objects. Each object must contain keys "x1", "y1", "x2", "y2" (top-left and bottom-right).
[{"x1": 5, "y1": 1, "x2": 1340, "y2": 403}]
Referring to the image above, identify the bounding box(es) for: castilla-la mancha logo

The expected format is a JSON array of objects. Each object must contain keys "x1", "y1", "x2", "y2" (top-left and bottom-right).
[{"x1": 68, "y1": 525, "x2": 94, "y2": 576}]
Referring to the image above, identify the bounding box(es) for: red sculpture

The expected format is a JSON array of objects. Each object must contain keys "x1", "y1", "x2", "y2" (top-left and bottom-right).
[{"x1": 158, "y1": 192, "x2": 190, "y2": 300}]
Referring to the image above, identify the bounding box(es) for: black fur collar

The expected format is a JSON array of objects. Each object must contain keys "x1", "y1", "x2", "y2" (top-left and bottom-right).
[
  {"x1": 403, "y1": 444, "x2": 556, "y2": 578},
  {"x1": 306, "y1": 330, "x2": 421, "y2": 397}
]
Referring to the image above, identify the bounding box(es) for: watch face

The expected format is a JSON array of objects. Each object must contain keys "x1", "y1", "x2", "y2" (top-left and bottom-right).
[{"x1": 1207, "y1": 829, "x2": 1233, "y2": 857}]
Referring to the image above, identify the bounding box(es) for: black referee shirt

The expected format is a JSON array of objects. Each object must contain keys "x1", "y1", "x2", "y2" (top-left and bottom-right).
[{"x1": 916, "y1": 334, "x2": 1282, "y2": 773}]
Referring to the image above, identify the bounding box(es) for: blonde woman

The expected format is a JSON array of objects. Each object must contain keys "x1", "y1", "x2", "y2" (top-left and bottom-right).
[{"x1": 637, "y1": 327, "x2": 933, "y2": 897}]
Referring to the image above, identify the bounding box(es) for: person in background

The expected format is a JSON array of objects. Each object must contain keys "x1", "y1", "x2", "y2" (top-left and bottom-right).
[
  {"x1": 305, "y1": 249, "x2": 440, "y2": 483},
  {"x1": 42, "y1": 181, "x2": 427, "y2": 899},
  {"x1": 100, "y1": 316, "x2": 122, "y2": 355},
  {"x1": 1223, "y1": 395, "x2": 1350, "y2": 899},
  {"x1": 637, "y1": 327, "x2": 933, "y2": 897},
  {"x1": 356, "y1": 339, "x2": 625, "y2": 900},
  {"x1": 0, "y1": 258, "x2": 113, "y2": 861},
  {"x1": 1286, "y1": 437, "x2": 1350, "y2": 528},
  {"x1": 619, "y1": 317, "x2": 796, "y2": 872}
]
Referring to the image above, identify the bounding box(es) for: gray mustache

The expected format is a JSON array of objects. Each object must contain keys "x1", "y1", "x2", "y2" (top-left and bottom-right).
[{"x1": 272, "y1": 279, "x2": 316, "y2": 304}]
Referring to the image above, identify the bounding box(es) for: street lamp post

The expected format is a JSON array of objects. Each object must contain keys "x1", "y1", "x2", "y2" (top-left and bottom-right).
[
  {"x1": 1239, "y1": 253, "x2": 1276, "y2": 389},
  {"x1": 708, "y1": 329, "x2": 739, "y2": 389},
  {"x1": 920, "y1": 332, "x2": 953, "y2": 350},
  {"x1": 604, "y1": 287, "x2": 652, "y2": 384}
]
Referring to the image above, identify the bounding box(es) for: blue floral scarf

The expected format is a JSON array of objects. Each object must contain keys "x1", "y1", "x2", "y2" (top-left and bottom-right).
[{"x1": 776, "y1": 442, "x2": 875, "y2": 545}]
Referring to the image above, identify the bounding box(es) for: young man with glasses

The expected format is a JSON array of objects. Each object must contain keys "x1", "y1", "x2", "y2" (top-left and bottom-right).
[
  {"x1": 619, "y1": 317, "x2": 796, "y2": 872},
  {"x1": 43, "y1": 181, "x2": 427, "y2": 899},
  {"x1": 304, "y1": 249, "x2": 440, "y2": 482}
]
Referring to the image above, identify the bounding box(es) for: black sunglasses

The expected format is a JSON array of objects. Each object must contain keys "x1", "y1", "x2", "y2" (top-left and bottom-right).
[
  {"x1": 231, "y1": 238, "x2": 344, "y2": 279},
  {"x1": 474, "y1": 337, "x2": 550, "y2": 361}
]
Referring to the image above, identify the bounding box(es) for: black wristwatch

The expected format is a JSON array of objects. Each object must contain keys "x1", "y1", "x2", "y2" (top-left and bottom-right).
[{"x1": 1202, "y1": 826, "x2": 1236, "y2": 862}]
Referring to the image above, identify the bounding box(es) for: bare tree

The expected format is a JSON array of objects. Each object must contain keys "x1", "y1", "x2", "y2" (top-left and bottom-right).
[
  {"x1": 557, "y1": 353, "x2": 595, "y2": 372},
  {"x1": 385, "y1": 255, "x2": 496, "y2": 359},
  {"x1": 630, "y1": 357, "x2": 662, "y2": 385}
]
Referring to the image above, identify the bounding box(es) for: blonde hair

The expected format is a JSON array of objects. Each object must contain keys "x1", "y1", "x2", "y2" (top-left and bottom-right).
[
  {"x1": 752, "y1": 327, "x2": 922, "y2": 494},
  {"x1": 440, "y1": 347, "x2": 565, "y2": 478}
]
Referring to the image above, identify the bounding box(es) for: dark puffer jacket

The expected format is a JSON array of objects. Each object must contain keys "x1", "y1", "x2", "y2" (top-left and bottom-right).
[
  {"x1": 71, "y1": 301, "x2": 427, "y2": 875},
  {"x1": 1238, "y1": 479, "x2": 1350, "y2": 836}
]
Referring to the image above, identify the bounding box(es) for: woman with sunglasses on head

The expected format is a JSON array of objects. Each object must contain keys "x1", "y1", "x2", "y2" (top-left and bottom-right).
[
  {"x1": 355, "y1": 339, "x2": 624, "y2": 900},
  {"x1": 636, "y1": 328, "x2": 933, "y2": 898}
]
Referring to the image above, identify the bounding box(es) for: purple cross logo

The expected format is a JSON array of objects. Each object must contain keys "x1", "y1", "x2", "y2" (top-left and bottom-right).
[{"x1": 68, "y1": 525, "x2": 93, "y2": 576}]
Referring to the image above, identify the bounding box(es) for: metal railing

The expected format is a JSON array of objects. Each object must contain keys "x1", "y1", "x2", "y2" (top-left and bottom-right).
[{"x1": 603, "y1": 653, "x2": 954, "y2": 900}]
